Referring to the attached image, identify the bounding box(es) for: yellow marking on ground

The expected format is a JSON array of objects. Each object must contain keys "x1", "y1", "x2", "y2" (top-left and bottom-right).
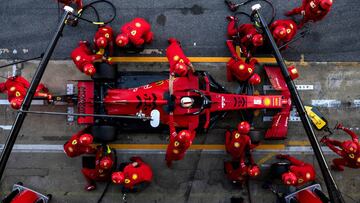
[
  {"x1": 288, "y1": 141, "x2": 310, "y2": 146},
  {"x1": 105, "y1": 144, "x2": 285, "y2": 150},
  {"x1": 110, "y1": 56, "x2": 277, "y2": 63},
  {"x1": 257, "y1": 152, "x2": 276, "y2": 165}
]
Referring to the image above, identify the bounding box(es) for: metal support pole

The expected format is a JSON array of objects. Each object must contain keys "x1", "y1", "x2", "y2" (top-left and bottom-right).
[
  {"x1": 250, "y1": 4, "x2": 344, "y2": 203},
  {"x1": 0, "y1": 6, "x2": 74, "y2": 180}
]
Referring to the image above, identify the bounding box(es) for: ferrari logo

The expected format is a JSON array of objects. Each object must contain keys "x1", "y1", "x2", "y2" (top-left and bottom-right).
[
  {"x1": 287, "y1": 29, "x2": 291, "y2": 34},
  {"x1": 298, "y1": 178, "x2": 304, "y2": 183},
  {"x1": 105, "y1": 33, "x2": 110, "y2": 38},
  {"x1": 349, "y1": 154, "x2": 355, "y2": 159},
  {"x1": 248, "y1": 68, "x2": 252, "y2": 73},
  {"x1": 15, "y1": 91, "x2": 21, "y2": 97},
  {"x1": 235, "y1": 133, "x2": 240, "y2": 139},
  {"x1": 234, "y1": 142, "x2": 240, "y2": 148},
  {"x1": 179, "y1": 59, "x2": 184, "y2": 63},
  {"x1": 174, "y1": 141, "x2": 180, "y2": 147},
  {"x1": 132, "y1": 174, "x2": 138, "y2": 180},
  {"x1": 125, "y1": 179, "x2": 130, "y2": 184},
  {"x1": 72, "y1": 140, "x2": 77, "y2": 145},
  {"x1": 131, "y1": 30, "x2": 137, "y2": 36}
]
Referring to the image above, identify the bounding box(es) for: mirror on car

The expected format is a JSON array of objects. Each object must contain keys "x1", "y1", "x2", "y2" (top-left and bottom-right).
[{"x1": 150, "y1": 110, "x2": 160, "y2": 128}]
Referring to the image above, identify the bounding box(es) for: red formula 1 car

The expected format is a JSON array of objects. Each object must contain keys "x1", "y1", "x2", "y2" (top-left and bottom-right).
[{"x1": 73, "y1": 60, "x2": 293, "y2": 142}]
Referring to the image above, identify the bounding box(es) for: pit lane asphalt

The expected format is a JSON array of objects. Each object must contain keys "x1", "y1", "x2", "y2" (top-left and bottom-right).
[{"x1": 0, "y1": 0, "x2": 359, "y2": 61}]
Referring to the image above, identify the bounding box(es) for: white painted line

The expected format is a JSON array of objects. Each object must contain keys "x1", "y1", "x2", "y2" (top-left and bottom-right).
[
  {"x1": 0, "y1": 99, "x2": 44, "y2": 105},
  {"x1": 311, "y1": 100, "x2": 341, "y2": 108},
  {"x1": 263, "y1": 116, "x2": 301, "y2": 122},
  {"x1": 0, "y1": 144, "x2": 336, "y2": 155},
  {"x1": 0, "y1": 125, "x2": 12, "y2": 130},
  {"x1": 263, "y1": 84, "x2": 313, "y2": 91},
  {"x1": 139, "y1": 49, "x2": 163, "y2": 55}
]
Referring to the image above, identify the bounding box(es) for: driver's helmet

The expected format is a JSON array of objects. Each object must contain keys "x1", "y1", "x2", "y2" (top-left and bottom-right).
[
  {"x1": 248, "y1": 165, "x2": 260, "y2": 177},
  {"x1": 237, "y1": 121, "x2": 251, "y2": 134},
  {"x1": 282, "y1": 171, "x2": 298, "y2": 186},
  {"x1": 180, "y1": 97, "x2": 194, "y2": 108},
  {"x1": 252, "y1": 34, "x2": 264, "y2": 47},
  {"x1": 273, "y1": 25, "x2": 287, "y2": 39},
  {"x1": 320, "y1": 0, "x2": 333, "y2": 10},
  {"x1": 100, "y1": 156, "x2": 113, "y2": 170},
  {"x1": 342, "y1": 140, "x2": 358, "y2": 154},
  {"x1": 112, "y1": 172, "x2": 125, "y2": 184},
  {"x1": 116, "y1": 33, "x2": 129, "y2": 47},
  {"x1": 174, "y1": 62, "x2": 188, "y2": 77},
  {"x1": 79, "y1": 133, "x2": 94, "y2": 145}
]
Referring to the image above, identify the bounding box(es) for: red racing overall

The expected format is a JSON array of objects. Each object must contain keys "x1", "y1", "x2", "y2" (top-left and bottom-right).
[
  {"x1": 270, "y1": 19, "x2": 298, "y2": 48},
  {"x1": 82, "y1": 145, "x2": 114, "y2": 191},
  {"x1": 0, "y1": 76, "x2": 51, "y2": 109},
  {"x1": 71, "y1": 41, "x2": 103, "y2": 76},
  {"x1": 116, "y1": 18, "x2": 153, "y2": 47},
  {"x1": 224, "y1": 159, "x2": 260, "y2": 184},
  {"x1": 321, "y1": 124, "x2": 360, "y2": 171},
  {"x1": 226, "y1": 40, "x2": 261, "y2": 85},
  {"x1": 112, "y1": 157, "x2": 153, "y2": 191},
  {"x1": 93, "y1": 26, "x2": 114, "y2": 56},
  {"x1": 165, "y1": 113, "x2": 196, "y2": 167},
  {"x1": 166, "y1": 38, "x2": 194, "y2": 77},
  {"x1": 277, "y1": 154, "x2": 316, "y2": 186},
  {"x1": 285, "y1": 0, "x2": 333, "y2": 28},
  {"x1": 63, "y1": 129, "x2": 95, "y2": 158}
]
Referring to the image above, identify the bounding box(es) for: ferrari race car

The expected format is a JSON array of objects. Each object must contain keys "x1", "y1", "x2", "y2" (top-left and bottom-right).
[{"x1": 73, "y1": 61, "x2": 293, "y2": 142}]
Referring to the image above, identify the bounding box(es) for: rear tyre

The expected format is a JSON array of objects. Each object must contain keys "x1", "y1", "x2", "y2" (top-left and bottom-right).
[
  {"x1": 92, "y1": 62, "x2": 117, "y2": 81},
  {"x1": 91, "y1": 125, "x2": 117, "y2": 143},
  {"x1": 248, "y1": 130, "x2": 263, "y2": 144}
]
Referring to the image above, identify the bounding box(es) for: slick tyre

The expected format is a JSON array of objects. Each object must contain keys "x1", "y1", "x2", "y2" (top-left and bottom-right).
[
  {"x1": 92, "y1": 62, "x2": 117, "y2": 81},
  {"x1": 91, "y1": 125, "x2": 117, "y2": 143}
]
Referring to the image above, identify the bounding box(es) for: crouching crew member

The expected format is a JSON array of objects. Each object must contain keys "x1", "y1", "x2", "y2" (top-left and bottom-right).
[
  {"x1": 71, "y1": 41, "x2": 104, "y2": 76},
  {"x1": 112, "y1": 157, "x2": 153, "y2": 192},
  {"x1": 226, "y1": 40, "x2": 261, "y2": 85},
  {"x1": 270, "y1": 19, "x2": 298, "y2": 49},
  {"x1": 93, "y1": 26, "x2": 114, "y2": 56},
  {"x1": 270, "y1": 154, "x2": 316, "y2": 187},
  {"x1": 166, "y1": 38, "x2": 194, "y2": 77},
  {"x1": 0, "y1": 76, "x2": 52, "y2": 109},
  {"x1": 116, "y1": 18, "x2": 154, "y2": 48},
  {"x1": 63, "y1": 128, "x2": 95, "y2": 158},
  {"x1": 224, "y1": 157, "x2": 260, "y2": 185},
  {"x1": 82, "y1": 145, "x2": 114, "y2": 191},
  {"x1": 321, "y1": 123, "x2": 360, "y2": 171},
  {"x1": 226, "y1": 16, "x2": 264, "y2": 58},
  {"x1": 285, "y1": 0, "x2": 333, "y2": 28}
]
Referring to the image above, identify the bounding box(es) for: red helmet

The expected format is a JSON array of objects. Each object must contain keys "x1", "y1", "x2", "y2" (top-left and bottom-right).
[
  {"x1": 341, "y1": 140, "x2": 358, "y2": 154},
  {"x1": 10, "y1": 97, "x2": 23, "y2": 110},
  {"x1": 237, "y1": 121, "x2": 250, "y2": 134},
  {"x1": 282, "y1": 172, "x2": 297, "y2": 186},
  {"x1": 83, "y1": 64, "x2": 96, "y2": 76},
  {"x1": 273, "y1": 26, "x2": 286, "y2": 39},
  {"x1": 248, "y1": 165, "x2": 260, "y2": 177},
  {"x1": 252, "y1": 34, "x2": 263, "y2": 47},
  {"x1": 79, "y1": 133, "x2": 93, "y2": 145},
  {"x1": 96, "y1": 36, "x2": 108, "y2": 49},
  {"x1": 112, "y1": 172, "x2": 125, "y2": 184},
  {"x1": 178, "y1": 130, "x2": 191, "y2": 142},
  {"x1": 248, "y1": 73, "x2": 261, "y2": 85},
  {"x1": 287, "y1": 65, "x2": 299, "y2": 80},
  {"x1": 100, "y1": 156, "x2": 113, "y2": 169},
  {"x1": 116, "y1": 33, "x2": 129, "y2": 47},
  {"x1": 174, "y1": 62, "x2": 188, "y2": 77},
  {"x1": 320, "y1": 0, "x2": 333, "y2": 10}
]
